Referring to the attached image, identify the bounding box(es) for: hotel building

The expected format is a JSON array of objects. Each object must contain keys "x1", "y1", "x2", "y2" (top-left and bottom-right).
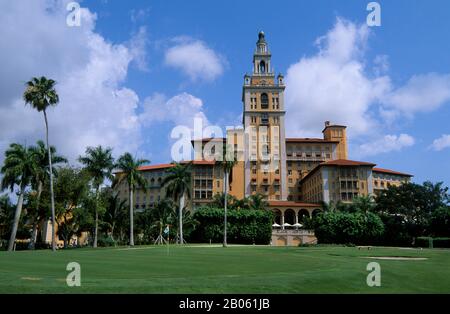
[{"x1": 114, "y1": 32, "x2": 412, "y2": 245}]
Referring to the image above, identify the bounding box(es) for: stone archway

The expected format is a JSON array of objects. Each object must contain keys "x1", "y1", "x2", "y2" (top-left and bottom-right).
[
  {"x1": 284, "y1": 209, "x2": 295, "y2": 225},
  {"x1": 298, "y1": 209, "x2": 310, "y2": 223},
  {"x1": 272, "y1": 209, "x2": 282, "y2": 225}
]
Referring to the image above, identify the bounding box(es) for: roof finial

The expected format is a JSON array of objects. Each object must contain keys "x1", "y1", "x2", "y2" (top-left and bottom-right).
[{"x1": 258, "y1": 31, "x2": 265, "y2": 41}]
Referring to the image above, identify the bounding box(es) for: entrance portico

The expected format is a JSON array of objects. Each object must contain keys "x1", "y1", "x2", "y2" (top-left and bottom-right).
[{"x1": 268, "y1": 201, "x2": 322, "y2": 246}]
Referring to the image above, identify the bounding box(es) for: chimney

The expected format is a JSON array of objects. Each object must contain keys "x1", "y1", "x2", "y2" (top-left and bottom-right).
[{"x1": 324, "y1": 121, "x2": 330, "y2": 127}]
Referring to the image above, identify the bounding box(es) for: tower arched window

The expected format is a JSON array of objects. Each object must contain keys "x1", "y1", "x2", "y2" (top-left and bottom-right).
[
  {"x1": 259, "y1": 60, "x2": 266, "y2": 73},
  {"x1": 261, "y1": 93, "x2": 269, "y2": 109}
]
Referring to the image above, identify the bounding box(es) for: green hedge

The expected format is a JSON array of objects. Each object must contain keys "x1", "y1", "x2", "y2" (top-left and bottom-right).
[
  {"x1": 415, "y1": 237, "x2": 450, "y2": 248},
  {"x1": 434, "y1": 238, "x2": 450, "y2": 248},
  {"x1": 415, "y1": 237, "x2": 433, "y2": 248},
  {"x1": 313, "y1": 211, "x2": 384, "y2": 245},
  {"x1": 190, "y1": 208, "x2": 273, "y2": 244}
]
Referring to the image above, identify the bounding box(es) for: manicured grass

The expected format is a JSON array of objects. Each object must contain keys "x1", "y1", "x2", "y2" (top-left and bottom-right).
[{"x1": 0, "y1": 245, "x2": 449, "y2": 293}]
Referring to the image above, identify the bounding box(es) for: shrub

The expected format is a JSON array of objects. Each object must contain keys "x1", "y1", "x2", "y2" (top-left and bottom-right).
[
  {"x1": 414, "y1": 237, "x2": 450, "y2": 248},
  {"x1": 313, "y1": 211, "x2": 384, "y2": 245},
  {"x1": 432, "y1": 237, "x2": 450, "y2": 248},
  {"x1": 190, "y1": 207, "x2": 273, "y2": 244},
  {"x1": 415, "y1": 237, "x2": 433, "y2": 248},
  {"x1": 378, "y1": 214, "x2": 413, "y2": 247},
  {"x1": 97, "y1": 236, "x2": 115, "y2": 247}
]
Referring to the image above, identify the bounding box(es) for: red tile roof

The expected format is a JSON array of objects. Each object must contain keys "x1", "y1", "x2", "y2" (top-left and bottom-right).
[
  {"x1": 373, "y1": 167, "x2": 413, "y2": 177},
  {"x1": 137, "y1": 160, "x2": 215, "y2": 171},
  {"x1": 138, "y1": 163, "x2": 175, "y2": 171},
  {"x1": 268, "y1": 201, "x2": 321, "y2": 208},
  {"x1": 189, "y1": 160, "x2": 215, "y2": 165},
  {"x1": 321, "y1": 159, "x2": 376, "y2": 167},
  {"x1": 286, "y1": 138, "x2": 339, "y2": 143},
  {"x1": 300, "y1": 159, "x2": 376, "y2": 183}
]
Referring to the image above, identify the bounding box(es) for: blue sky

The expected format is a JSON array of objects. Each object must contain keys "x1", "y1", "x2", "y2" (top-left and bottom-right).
[{"x1": 0, "y1": 0, "x2": 449, "y2": 187}]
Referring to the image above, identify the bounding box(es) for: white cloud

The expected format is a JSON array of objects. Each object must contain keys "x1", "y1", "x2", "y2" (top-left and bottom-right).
[
  {"x1": 381, "y1": 73, "x2": 450, "y2": 115},
  {"x1": 284, "y1": 17, "x2": 450, "y2": 146},
  {"x1": 128, "y1": 26, "x2": 150, "y2": 71},
  {"x1": 164, "y1": 38, "x2": 226, "y2": 82},
  {"x1": 373, "y1": 54, "x2": 389, "y2": 76},
  {"x1": 284, "y1": 18, "x2": 391, "y2": 138},
  {"x1": 140, "y1": 92, "x2": 210, "y2": 130},
  {"x1": 358, "y1": 134, "x2": 415, "y2": 157},
  {"x1": 0, "y1": 0, "x2": 143, "y2": 163},
  {"x1": 430, "y1": 134, "x2": 450, "y2": 151}
]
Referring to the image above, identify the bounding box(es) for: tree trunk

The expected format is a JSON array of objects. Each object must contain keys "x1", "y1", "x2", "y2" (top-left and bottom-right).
[
  {"x1": 93, "y1": 187, "x2": 99, "y2": 248},
  {"x1": 44, "y1": 110, "x2": 57, "y2": 252},
  {"x1": 129, "y1": 186, "x2": 134, "y2": 246},
  {"x1": 111, "y1": 222, "x2": 116, "y2": 243},
  {"x1": 8, "y1": 185, "x2": 26, "y2": 251},
  {"x1": 223, "y1": 170, "x2": 228, "y2": 248},
  {"x1": 29, "y1": 180, "x2": 43, "y2": 250},
  {"x1": 179, "y1": 193, "x2": 185, "y2": 245}
]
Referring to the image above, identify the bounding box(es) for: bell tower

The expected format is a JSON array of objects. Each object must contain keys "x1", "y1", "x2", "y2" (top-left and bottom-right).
[{"x1": 242, "y1": 31, "x2": 287, "y2": 201}]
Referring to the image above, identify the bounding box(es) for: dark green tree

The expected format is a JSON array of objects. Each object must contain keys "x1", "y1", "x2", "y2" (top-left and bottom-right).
[
  {"x1": 79, "y1": 146, "x2": 115, "y2": 247},
  {"x1": 1, "y1": 143, "x2": 37, "y2": 251}
]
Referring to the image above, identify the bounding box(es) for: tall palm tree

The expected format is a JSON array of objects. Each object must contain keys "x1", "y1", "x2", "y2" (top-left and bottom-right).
[
  {"x1": 1, "y1": 144, "x2": 37, "y2": 251},
  {"x1": 114, "y1": 153, "x2": 149, "y2": 246},
  {"x1": 23, "y1": 76, "x2": 59, "y2": 251},
  {"x1": 28, "y1": 140, "x2": 66, "y2": 249},
  {"x1": 215, "y1": 144, "x2": 237, "y2": 247},
  {"x1": 79, "y1": 146, "x2": 115, "y2": 248},
  {"x1": 161, "y1": 162, "x2": 192, "y2": 244}
]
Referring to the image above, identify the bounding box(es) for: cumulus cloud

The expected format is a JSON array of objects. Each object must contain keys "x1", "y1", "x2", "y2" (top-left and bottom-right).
[
  {"x1": 0, "y1": 0, "x2": 143, "y2": 163},
  {"x1": 164, "y1": 38, "x2": 226, "y2": 82},
  {"x1": 284, "y1": 17, "x2": 450, "y2": 156},
  {"x1": 139, "y1": 92, "x2": 210, "y2": 130},
  {"x1": 284, "y1": 18, "x2": 391, "y2": 138},
  {"x1": 358, "y1": 134, "x2": 415, "y2": 157},
  {"x1": 128, "y1": 26, "x2": 150, "y2": 71},
  {"x1": 430, "y1": 134, "x2": 450, "y2": 151},
  {"x1": 381, "y1": 73, "x2": 450, "y2": 116}
]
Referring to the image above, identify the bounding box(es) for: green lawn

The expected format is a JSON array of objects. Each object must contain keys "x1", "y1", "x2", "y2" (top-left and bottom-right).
[{"x1": 0, "y1": 245, "x2": 449, "y2": 293}]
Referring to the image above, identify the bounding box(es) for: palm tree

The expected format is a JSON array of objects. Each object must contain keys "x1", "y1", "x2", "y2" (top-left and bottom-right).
[
  {"x1": 28, "y1": 140, "x2": 66, "y2": 249},
  {"x1": 353, "y1": 195, "x2": 376, "y2": 213},
  {"x1": 103, "y1": 192, "x2": 127, "y2": 244},
  {"x1": 114, "y1": 153, "x2": 149, "y2": 246},
  {"x1": 161, "y1": 162, "x2": 192, "y2": 244},
  {"x1": 151, "y1": 199, "x2": 175, "y2": 243},
  {"x1": 1, "y1": 144, "x2": 37, "y2": 251},
  {"x1": 78, "y1": 146, "x2": 115, "y2": 248},
  {"x1": 215, "y1": 144, "x2": 237, "y2": 247},
  {"x1": 248, "y1": 193, "x2": 268, "y2": 211},
  {"x1": 23, "y1": 76, "x2": 59, "y2": 251}
]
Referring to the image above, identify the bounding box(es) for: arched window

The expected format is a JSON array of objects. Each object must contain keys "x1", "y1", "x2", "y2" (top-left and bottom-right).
[
  {"x1": 259, "y1": 60, "x2": 266, "y2": 73},
  {"x1": 261, "y1": 93, "x2": 268, "y2": 109}
]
